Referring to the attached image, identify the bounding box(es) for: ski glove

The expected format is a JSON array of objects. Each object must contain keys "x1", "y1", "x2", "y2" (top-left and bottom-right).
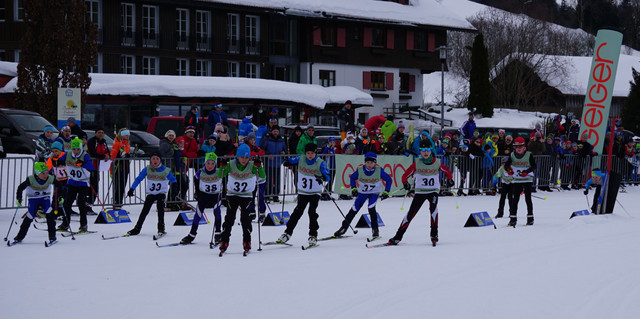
[
  {"x1": 469, "y1": 154, "x2": 475, "y2": 160},
  {"x1": 403, "y1": 181, "x2": 411, "y2": 191},
  {"x1": 127, "y1": 189, "x2": 135, "y2": 197},
  {"x1": 584, "y1": 189, "x2": 589, "y2": 195},
  {"x1": 282, "y1": 159, "x2": 291, "y2": 167},
  {"x1": 218, "y1": 158, "x2": 228, "y2": 167},
  {"x1": 75, "y1": 158, "x2": 84, "y2": 166},
  {"x1": 380, "y1": 191, "x2": 389, "y2": 200},
  {"x1": 253, "y1": 157, "x2": 262, "y2": 167},
  {"x1": 16, "y1": 199, "x2": 22, "y2": 207},
  {"x1": 316, "y1": 175, "x2": 325, "y2": 185},
  {"x1": 447, "y1": 179, "x2": 455, "y2": 187},
  {"x1": 58, "y1": 197, "x2": 64, "y2": 205},
  {"x1": 351, "y1": 187, "x2": 358, "y2": 196}
]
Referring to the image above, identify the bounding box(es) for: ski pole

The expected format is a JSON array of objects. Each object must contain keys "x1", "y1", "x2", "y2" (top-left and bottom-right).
[
  {"x1": 615, "y1": 199, "x2": 631, "y2": 217},
  {"x1": 59, "y1": 204, "x2": 75, "y2": 240},
  {"x1": 210, "y1": 198, "x2": 222, "y2": 248},
  {"x1": 321, "y1": 183, "x2": 358, "y2": 235},
  {"x1": 257, "y1": 191, "x2": 262, "y2": 252},
  {"x1": 280, "y1": 166, "x2": 288, "y2": 225},
  {"x1": 530, "y1": 194, "x2": 547, "y2": 200},
  {"x1": 89, "y1": 183, "x2": 107, "y2": 213},
  {"x1": 585, "y1": 194, "x2": 590, "y2": 210},
  {"x1": 400, "y1": 192, "x2": 408, "y2": 211},
  {"x1": 3, "y1": 205, "x2": 20, "y2": 241}
]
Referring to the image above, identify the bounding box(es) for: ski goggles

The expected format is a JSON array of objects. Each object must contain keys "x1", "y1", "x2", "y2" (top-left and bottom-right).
[{"x1": 419, "y1": 147, "x2": 432, "y2": 152}]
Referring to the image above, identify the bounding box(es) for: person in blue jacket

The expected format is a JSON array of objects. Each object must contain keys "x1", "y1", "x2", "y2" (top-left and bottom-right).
[
  {"x1": 333, "y1": 152, "x2": 392, "y2": 240},
  {"x1": 57, "y1": 137, "x2": 95, "y2": 232},
  {"x1": 261, "y1": 125, "x2": 287, "y2": 202},
  {"x1": 412, "y1": 130, "x2": 436, "y2": 157},
  {"x1": 126, "y1": 153, "x2": 178, "y2": 237},
  {"x1": 207, "y1": 104, "x2": 229, "y2": 135},
  {"x1": 459, "y1": 112, "x2": 476, "y2": 140},
  {"x1": 238, "y1": 113, "x2": 254, "y2": 139}
]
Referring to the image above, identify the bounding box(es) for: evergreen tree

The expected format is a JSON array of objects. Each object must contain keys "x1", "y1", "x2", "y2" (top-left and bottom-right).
[
  {"x1": 15, "y1": 0, "x2": 97, "y2": 123},
  {"x1": 467, "y1": 33, "x2": 493, "y2": 117},
  {"x1": 621, "y1": 68, "x2": 640, "y2": 135}
]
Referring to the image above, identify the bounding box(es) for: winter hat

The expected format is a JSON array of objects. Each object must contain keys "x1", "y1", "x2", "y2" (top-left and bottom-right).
[
  {"x1": 185, "y1": 126, "x2": 196, "y2": 134},
  {"x1": 591, "y1": 169, "x2": 604, "y2": 178},
  {"x1": 397, "y1": 121, "x2": 405, "y2": 129},
  {"x1": 214, "y1": 123, "x2": 224, "y2": 132},
  {"x1": 34, "y1": 162, "x2": 49, "y2": 175},
  {"x1": 444, "y1": 133, "x2": 452, "y2": 139},
  {"x1": 165, "y1": 130, "x2": 176, "y2": 138},
  {"x1": 236, "y1": 144, "x2": 251, "y2": 157},
  {"x1": 304, "y1": 143, "x2": 317, "y2": 153},
  {"x1": 121, "y1": 129, "x2": 130, "y2": 136},
  {"x1": 61, "y1": 126, "x2": 71, "y2": 132},
  {"x1": 51, "y1": 141, "x2": 63, "y2": 151},
  {"x1": 43, "y1": 125, "x2": 54, "y2": 134},
  {"x1": 150, "y1": 152, "x2": 162, "y2": 159},
  {"x1": 346, "y1": 132, "x2": 355, "y2": 139},
  {"x1": 473, "y1": 129, "x2": 479, "y2": 134},
  {"x1": 345, "y1": 100, "x2": 352, "y2": 105},
  {"x1": 270, "y1": 125, "x2": 280, "y2": 132},
  {"x1": 328, "y1": 136, "x2": 336, "y2": 142},
  {"x1": 306, "y1": 124, "x2": 314, "y2": 130},
  {"x1": 205, "y1": 152, "x2": 218, "y2": 163},
  {"x1": 246, "y1": 132, "x2": 256, "y2": 141},
  {"x1": 513, "y1": 137, "x2": 526, "y2": 146},
  {"x1": 70, "y1": 137, "x2": 83, "y2": 149},
  {"x1": 460, "y1": 144, "x2": 468, "y2": 150},
  {"x1": 270, "y1": 107, "x2": 279, "y2": 114},
  {"x1": 215, "y1": 103, "x2": 223, "y2": 109},
  {"x1": 208, "y1": 133, "x2": 218, "y2": 141},
  {"x1": 492, "y1": 134, "x2": 499, "y2": 139},
  {"x1": 442, "y1": 139, "x2": 450, "y2": 144},
  {"x1": 498, "y1": 129, "x2": 506, "y2": 134},
  {"x1": 66, "y1": 117, "x2": 76, "y2": 123},
  {"x1": 535, "y1": 132, "x2": 542, "y2": 137},
  {"x1": 364, "y1": 152, "x2": 377, "y2": 163}
]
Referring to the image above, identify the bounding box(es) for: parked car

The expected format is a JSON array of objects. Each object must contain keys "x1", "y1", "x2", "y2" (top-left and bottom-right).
[
  {"x1": 0, "y1": 108, "x2": 58, "y2": 155},
  {"x1": 128, "y1": 130, "x2": 160, "y2": 157},
  {"x1": 146, "y1": 116, "x2": 252, "y2": 142},
  {"x1": 0, "y1": 138, "x2": 5, "y2": 158},
  {"x1": 281, "y1": 124, "x2": 340, "y2": 150}
]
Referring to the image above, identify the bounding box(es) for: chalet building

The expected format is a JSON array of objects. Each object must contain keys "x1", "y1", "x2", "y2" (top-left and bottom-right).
[{"x1": 0, "y1": 0, "x2": 474, "y2": 130}]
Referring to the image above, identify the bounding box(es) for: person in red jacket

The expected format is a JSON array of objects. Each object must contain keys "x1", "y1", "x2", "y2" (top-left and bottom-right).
[
  {"x1": 175, "y1": 126, "x2": 199, "y2": 206},
  {"x1": 364, "y1": 115, "x2": 386, "y2": 134}
]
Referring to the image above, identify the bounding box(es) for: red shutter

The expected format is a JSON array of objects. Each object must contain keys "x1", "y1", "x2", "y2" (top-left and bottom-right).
[
  {"x1": 313, "y1": 26, "x2": 322, "y2": 46},
  {"x1": 386, "y1": 73, "x2": 394, "y2": 90},
  {"x1": 337, "y1": 28, "x2": 346, "y2": 47},
  {"x1": 409, "y1": 75, "x2": 415, "y2": 92},
  {"x1": 406, "y1": 31, "x2": 414, "y2": 50},
  {"x1": 428, "y1": 33, "x2": 435, "y2": 52},
  {"x1": 387, "y1": 30, "x2": 394, "y2": 49},
  {"x1": 363, "y1": 27, "x2": 372, "y2": 47},
  {"x1": 363, "y1": 71, "x2": 371, "y2": 89}
]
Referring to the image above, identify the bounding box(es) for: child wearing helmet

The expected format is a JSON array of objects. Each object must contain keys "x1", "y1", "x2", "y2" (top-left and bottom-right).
[
  {"x1": 10, "y1": 162, "x2": 65, "y2": 245},
  {"x1": 218, "y1": 143, "x2": 266, "y2": 254},
  {"x1": 180, "y1": 153, "x2": 224, "y2": 245},
  {"x1": 333, "y1": 152, "x2": 392, "y2": 241},
  {"x1": 57, "y1": 137, "x2": 95, "y2": 232},
  {"x1": 504, "y1": 136, "x2": 537, "y2": 227}
]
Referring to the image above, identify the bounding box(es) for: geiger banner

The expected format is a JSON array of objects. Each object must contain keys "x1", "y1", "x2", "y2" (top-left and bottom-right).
[{"x1": 332, "y1": 154, "x2": 414, "y2": 195}]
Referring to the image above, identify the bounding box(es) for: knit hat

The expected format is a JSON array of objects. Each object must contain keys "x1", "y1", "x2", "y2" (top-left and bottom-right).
[
  {"x1": 70, "y1": 137, "x2": 83, "y2": 149},
  {"x1": 43, "y1": 125, "x2": 54, "y2": 134},
  {"x1": 397, "y1": 121, "x2": 405, "y2": 129},
  {"x1": 205, "y1": 152, "x2": 218, "y2": 163},
  {"x1": 237, "y1": 144, "x2": 250, "y2": 157},
  {"x1": 215, "y1": 103, "x2": 223, "y2": 109},
  {"x1": 328, "y1": 136, "x2": 336, "y2": 142},
  {"x1": 165, "y1": 130, "x2": 176, "y2": 137},
  {"x1": 150, "y1": 152, "x2": 162, "y2": 159},
  {"x1": 270, "y1": 107, "x2": 279, "y2": 114},
  {"x1": 364, "y1": 152, "x2": 377, "y2": 163},
  {"x1": 270, "y1": 125, "x2": 280, "y2": 132},
  {"x1": 306, "y1": 124, "x2": 314, "y2": 130},
  {"x1": 208, "y1": 133, "x2": 218, "y2": 141},
  {"x1": 246, "y1": 132, "x2": 256, "y2": 141},
  {"x1": 185, "y1": 126, "x2": 196, "y2": 134},
  {"x1": 67, "y1": 117, "x2": 76, "y2": 123},
  {"x1": 51, "y1": 141, "x2": 63, "y2": 151},
  {"x1": 304, "y1": 143, "x2": 317, "y2": 153},
  {"x1": 34, "y1": 162, "x2": 49, "y2": 175},
  {"x1": 61, "y1": 126, "x2": 71, "y2": 132}
]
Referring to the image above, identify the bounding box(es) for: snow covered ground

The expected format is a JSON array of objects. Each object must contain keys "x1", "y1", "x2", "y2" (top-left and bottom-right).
[{"x1": 2, "y1": 186, "x2": 639, "y2": 319}]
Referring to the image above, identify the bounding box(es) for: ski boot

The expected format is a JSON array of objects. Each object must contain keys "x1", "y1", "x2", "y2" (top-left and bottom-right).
[
  {"x1": 219, "y1": 241, "x2": 229, "y2": 253},
  {"x1": 387, "y1": 237, "x2": 401, "y2": 245},
  {"x1": 507, "y1": 218, "x2": 517, "y2": 228},
  {"x1": 494, "y1": 212, "x2": 503, "y2": 219},
  {"x1": 214, "y1": 232, "x2": 222, "y2": 244},
  {"x1": 243, "y1": 241, "x2": 251, "y2": 252},
  {"x1": 276, "y1": 233, "x2": 290, "y2": 244},
  {"x1": 127, "y1": 227, "x2": 141, "y2": 236},
  {"x1": 57, "y1": 223, "x2": 70, "y2": 232},
  {"x1": 431, "y1": 235, "x2": 439, "y2": 246},
  {"x1": 333, "y1": 226, "x2": 347, "y2": 237},
  {"x1": 180, "y1": 233, "x2": 195, "y2": 244},
  {"x1": 308, "y1": 236, "x2": 317, "y2": 245},
  {"x1": 526, "y1": 216, "x2": 534, "y2": 226},
  {"x1": 78, "y1": 224, "x2": 88, "y2": 232}
]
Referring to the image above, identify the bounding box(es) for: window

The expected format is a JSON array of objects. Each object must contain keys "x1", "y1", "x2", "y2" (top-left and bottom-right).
[
  {"x1": 196, "y1": 10, "x2": 211, "y2": 51},
  {"x1": 370, "y1": 71, "x2": 386, "y2": 90},
  {"x1": 371, "y1": 28, "x2": 386, "y2": 48},
  {"x1": 273, "y1": 65, "x2": 287, "y2": 81},
  {"x1": 0, "y1": 2, "x2": 6, "y2": 21},
  {"x1": 14, "y1": 0, "x2": 23, "y2": 21},
  {"x1": 121, "y1": 55, "x2": 135, "y2": 74},
  {"x1": 228, "y1": 61, "x2": 239, "y2": 77},
  {"x1": 319, "y1": 70, "x2": 335, "y2": 87},
  {"x1": 85, "y1": 0, "x2": 101, "y2": 28},
  {"x1": 245, "y1": 62, "x2": 259, "y2": 78},
  {"x1": 400, "y1": 73, "x2": 410, "y2": 93},
  {"x1": 245, "y1": 15, "x2": 260, "y2": 55},
  {"x1": 90, "y1": 53, "x2": 102, "y2": 73},
  {"x1": 176, "y1": 8, "x2": 189, "y2": 50},
  {"x1": 121, "y1": 3, "x2": 135, "y2": 46},
  {"x1": 14, "y1": 50, "x2": 20, "y2": 62},
  {"x1": 227, "y1": 13, "x2": 239, "y2": 53},
  {"x1": 413, "y1": 30, "x2": 427, "y2": 51},
  {"x1": 195, "y1": 59, "x2": 211, "y2": 76},
  {"x1": 142, "y1": 5, "x2": 159, "y2": 48},
  {"x1": 176, "y1": 58, "x2": 189, "y2": 76},
  {"x1": 142, "y1": 56, "x2": 158, "y2": 75},
  {"x1": 321, "y1": 26, "x2": 336, "y2": 46}
]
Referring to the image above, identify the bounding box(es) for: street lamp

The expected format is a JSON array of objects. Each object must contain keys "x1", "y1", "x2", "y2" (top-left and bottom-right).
[{"x1": 438, "y1": 45, "x2": 448, "y2": 134}]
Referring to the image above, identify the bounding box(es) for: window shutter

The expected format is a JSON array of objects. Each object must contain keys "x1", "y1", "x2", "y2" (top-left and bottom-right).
[
  {"x1": 428, "y1": 33, "x2": 435, "y2": 52},
  {"x1": 313, "y1": 26, "x2": 322, "y2": 46},
  {"x1": 406, "y1": 31, "x2": 414, "y2": 50},
  {"x1": 363, "y1": 71, "x2": 371, "y2": 89},
  {"x1": 409, "y1": 75, "x2": 415, "y2": 92},
  {"x1": 386, "y1": 73, "x2": 394, "y2": 90},
  {"x1": 387, "y1": 30, "x2": 395, "y2": 49},
  {"x1": 337, "y1": 28, "x2": 346, "y2": 47},
  {"x1": 363, "y1": 27, "x2": 372, "y2": 47}
]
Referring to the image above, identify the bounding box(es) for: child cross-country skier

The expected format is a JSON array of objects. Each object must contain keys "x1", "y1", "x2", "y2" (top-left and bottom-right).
[
  {"x1": 180, "y1": 152, "x2": 224, "y2": 245},
  {"x1": 218, "y1": 144, "x2": 266, "y2": 254},
  {"x1": 388, "y1": 142, "x2": 454, "y2": 246},
  {"x1": 333, "y1": 152, "x2": 392, "y2": 241},
  {"x1": 58, "y1": 137, "x2": 95, "y2": 232},
  {"x1": 10, "y1": 162, "x2": 65, "y2": 245},
  {"x1": 504, "y1": 136, "x2": 537, "y2": 227},
  {"x1": 275, "y1": 143, "x2": 330, "y2": 246},
  {"x1": 126, "y1": 153, "x2": 178, "y2": 237},
  {"x1": 493, "y1": 156, "x2": 514, "y2": 218}
]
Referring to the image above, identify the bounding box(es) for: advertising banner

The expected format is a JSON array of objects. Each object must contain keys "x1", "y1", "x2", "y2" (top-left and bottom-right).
[{"x1": 57, "y1": 88, "x2": 82, "y2": 128}]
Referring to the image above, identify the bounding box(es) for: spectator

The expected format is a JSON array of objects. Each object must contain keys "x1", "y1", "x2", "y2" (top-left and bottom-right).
[
  {"x1": 450, "y1": 132, "x2": 461, "y2": 149},
  {"x1": 213, "y1": 125, "x2": 236, "y2": 157},
  {"x1": 486, "y1": 134, "x2": 499, "y2": 156},
  {"x1": 457, "y1": 144, "x2": 471, "y2": 196},
  {"x1": 568, "y1": 119, "x2": 580, "y2": 142},
  {"x1": 471, "y1": 129, "x2": 481, "y2": 143},
  {"x1": 173, "y1": 127, "x2": 198, "y2": 209},
  {"x1": 110, "y1": 128, "x2": 131, "y2": 209},
  {"x1": 184, "y1": 106, "x2": 200, "y2": 137},
  {"x1": 267, "y1": 107, "x2": 279, "y2": 122},
  {"x1": 259, "y1": 118, "x2": 279, "y2": 149},
  {"x1": 529, "y1": 123, "x2": 544, "y2": 141},
  {"x1": 87, "y1": 127, "x2": 110, "y2": 206},
  {"x1": 354, "y1": 128, "x2": 369, "y2": 154},
  {"x1": 296, "y1": 124, "x2": 317, "y2": 155},
  {"x1": 288, "y1": 126, "x2": 303, "y2": 155},
  {"x1": 321, "y1": 137, "x2": 338, "y2": 200},
  {"x1": 380, "y1": 115, "x2": 396, "y2": 142},
  {"x1": 67, "y1": 117, "x2": 87, "y2": 140},
  {"x1": 502, "y1": 134, "x2": 514, "y2": 155},
  {"x1": 35, "y1": 125, "x2": 55, "y2": 162},
  {"x1": 158, "y1": 130, "x2": 178, "y2": 168},
  {"x1": 391, "y1": 121, "x2": 407, "y2": 144},
  {"x1": 341, "y1": 132, "x2": 357, "y2": 155},
  {"x1": 538, "y1": 136, "x2": 557, "y2": 192},
  {"x1": 364, "y1": 114, "x2": 386, "y2": 135},
  {"x1": 207, "y1": 104, "x2": 230, "y2": 135},
  {"x1": 55, "y1": 126, "x2": 73, "y2": 152},
  {"x1": 336, "y1": 100, "x2": 355, "y2": 140},
  {"x1": 385, "y1": 133, "x2": 407, "y2": 155},
  {"x1": 198, "y1": 134, "x2": 217, "y2": 165},
  {"x1": 482, "y1": 144, "x2": 495, "y2": 193},
  {"x1": 468, "y1": 137, "x2": 485, "y2": 195},
  {"x1": 238, "y1": 113, "x2": 255, "y2": 140},
  {"x1": 245, "y1": 132, "x2": 267, "y2": 221},
  {"x1": 527, "y1": 132, "x2": 545, "y2": 155},
  {"x1": 459, "y1": 112, "x2": 476, "y2": 140},
  {"x1": 262, "y1": 125, "x2": 287, "y2": 202},
  {"x1": 411, "y1": 130, "x2": 435, "y2": 156},
  {"x1": 245, "y1": 132, "x2": 265, "y2": 156}
]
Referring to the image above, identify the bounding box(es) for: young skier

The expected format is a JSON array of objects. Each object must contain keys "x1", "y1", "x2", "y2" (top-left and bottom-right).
[
  {"x1": 388, "y1": 142, "x2": 454, "y2": 246},
  {"x1": 10, "y1": 162, "x2": 65, "y2": 245},
  {"x1": 492, "y1": 157, "x2": 514, "y2": 218},
  {"x1": 46, "y1": 141, "x2": 68, "y2": 214},
  {"x1": 58, "y1": 137, "x2": 95, "y2": 232},
  {"x1": 218, "y1": 144, "x2": 266, "y2": 254},
  {"x1": 180, "y1": 153, "x2": 224, "y2": 245},
  {"x1": 126, "y1": 153, "x2": 178, "y2": 237},
  {"x1": 275, "y1": 143, "x2": 330, "y2": 246},
  {"x1": 333, "y1": 152, "x2": 392, "y2": 241},
  {"x1": 504, "y1": 136, "x2": 537, "y2": 227}
]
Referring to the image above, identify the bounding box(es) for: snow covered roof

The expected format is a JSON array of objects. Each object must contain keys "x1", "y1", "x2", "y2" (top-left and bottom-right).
[
  {"x1": 0, "y1": 62, "x2": 372, "y2": 109},
  {"x1": 197, "y1": 0, "x2": 475, "y2": 31}
]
